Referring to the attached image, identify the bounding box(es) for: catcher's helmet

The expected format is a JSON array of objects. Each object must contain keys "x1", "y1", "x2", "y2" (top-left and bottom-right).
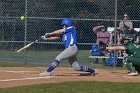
[
  {"x1": 61, "y1": 18, "x2": 73, "y2": 27},
  {"x1": 120, "y1": 35, "x2": 133, "y2": 44}
]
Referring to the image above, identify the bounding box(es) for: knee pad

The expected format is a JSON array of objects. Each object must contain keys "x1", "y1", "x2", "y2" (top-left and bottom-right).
[
  {"x1": 72, "y1": 61, "x2": 80, "y2": 71},
  {"x1": 123, "y1": 57, "x2": 129, "y2": 66},
  {"x1": 124, "y1": 57, "x2": 128, "y2": 62},
  {"x1": 55, "y1": 56, "x2": 61, "y2": 62}
]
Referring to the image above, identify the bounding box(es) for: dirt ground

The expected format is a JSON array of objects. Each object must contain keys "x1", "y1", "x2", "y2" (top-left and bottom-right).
[{"x1": 0, "y1": 67, "x2": 140, "y2": 88}]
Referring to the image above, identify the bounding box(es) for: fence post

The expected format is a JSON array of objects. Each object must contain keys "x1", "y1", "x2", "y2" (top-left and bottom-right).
[
  {"x1": 24, "y1": 0, "x2": 28, "y2": 64},
  {"x1": 113, "y1": 0, "x2": 118, "y2": 67}
]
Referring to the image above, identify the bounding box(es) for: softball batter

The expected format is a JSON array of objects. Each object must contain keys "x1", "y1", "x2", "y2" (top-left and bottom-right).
[
  {"x1": 39, "y1": 18, "x2": 96, "y2": 76},
  {"x1": 101, "y1": 35, "x2": 140, "y2": 76}
]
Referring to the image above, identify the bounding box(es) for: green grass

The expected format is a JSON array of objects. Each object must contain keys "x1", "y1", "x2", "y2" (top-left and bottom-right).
[
  {"x1": 0, "y1": 50, "x2": 90, "y2": 58},
  {"x1": 0, "y1": 49, "x2": 126, "y2": 70},
  {"x1": 0, "y1": 81, "x2": 140, "y2": 93},
  {"x1": 0, "y1": 62, "x2": 127, "y2": 70},
  {"x1": 0, "y1": 63, "x2": 48, "y2": 67},
  {"x1": 0, "y1": 50, "x2": 92, "y2": 61},
  {"x1": 0, "y1": 50, "x2": 60, "y2": 59}
]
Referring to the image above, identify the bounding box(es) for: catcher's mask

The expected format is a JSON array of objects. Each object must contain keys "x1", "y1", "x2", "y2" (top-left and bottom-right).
[{"x1": 120, "y1": 35, "x2": 133, "y2": 44}]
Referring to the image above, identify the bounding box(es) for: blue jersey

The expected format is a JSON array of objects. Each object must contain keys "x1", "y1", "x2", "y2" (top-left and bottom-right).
[{"x1": 61, "y1": 26, "x2": 77, "y2": 48}]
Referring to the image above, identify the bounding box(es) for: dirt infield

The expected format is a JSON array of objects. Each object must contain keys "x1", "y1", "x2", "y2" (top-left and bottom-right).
[{"x1": 0, "y1": 67, "x2": 140, "y2": 88}]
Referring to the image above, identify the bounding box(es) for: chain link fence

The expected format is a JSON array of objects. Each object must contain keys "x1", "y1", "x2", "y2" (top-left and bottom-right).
[{"x1": 0, "y1": 0, "x2": 140, "y2": 66}]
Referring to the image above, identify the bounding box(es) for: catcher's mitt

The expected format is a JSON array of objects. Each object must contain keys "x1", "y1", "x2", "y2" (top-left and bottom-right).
[{"x1": 99, "y1": 41, "x2": 108, "y2": 50}]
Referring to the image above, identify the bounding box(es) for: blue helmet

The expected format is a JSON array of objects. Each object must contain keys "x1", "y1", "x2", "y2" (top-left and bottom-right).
[{"x1": 61, "y1": 18, "x2": 73, "y2": 27}]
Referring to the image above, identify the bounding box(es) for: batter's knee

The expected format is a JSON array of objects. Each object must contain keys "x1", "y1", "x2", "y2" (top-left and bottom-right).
[
  {"x1": 55, "y1": 56, "x2": 62, "y2": 62},
  {"x1": 124, "y1": 57, "x2": 128, "y2": 62},
  {"x1": 124, "y1": 57, "x2": 131, "y2": 65},
  {"x1": 72, "y1": 61, "x2": 80, "y2": 71}
]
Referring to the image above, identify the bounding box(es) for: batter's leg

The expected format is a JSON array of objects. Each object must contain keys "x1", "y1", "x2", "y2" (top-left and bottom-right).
[
  {"x1": 68, "y1": 57, "x2": 95, "y2": 75},
  {"x1": 47, "y1": 45, "x2": 78, "y2": 73}
]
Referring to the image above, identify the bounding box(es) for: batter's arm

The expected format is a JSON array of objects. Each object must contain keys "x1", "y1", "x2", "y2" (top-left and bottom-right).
[
  {"x1": 46, "y1": 36, "x2": 60, "y2": 41},
  {"x1": 41, "y1": 35, "x2": 60, "y2": 41},
  {"x1": 50, "y1": 29, "x2": 65, "y2": 35}
]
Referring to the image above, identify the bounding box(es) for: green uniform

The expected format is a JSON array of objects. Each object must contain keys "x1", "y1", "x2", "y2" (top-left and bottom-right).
[{"x1": 123, "y1": 42, "x2": 140, "y2": 73}]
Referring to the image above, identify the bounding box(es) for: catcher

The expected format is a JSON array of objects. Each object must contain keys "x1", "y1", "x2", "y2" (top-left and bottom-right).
[
  {"x1": 100, "y1": 35, "x2": 140, "y2": 76},
  {"x1": 39, "y1": 18, "x2": 96, "y2": 76}
]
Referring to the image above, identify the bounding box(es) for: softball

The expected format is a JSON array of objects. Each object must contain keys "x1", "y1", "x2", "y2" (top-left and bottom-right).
[{"x1": 20, "y1": 16, "x2": 25, "y2": 21}]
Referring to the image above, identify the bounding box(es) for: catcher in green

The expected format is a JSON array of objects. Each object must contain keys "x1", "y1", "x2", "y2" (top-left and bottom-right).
[{"x1": 101, "y1": 36, "x2": 140, "y2": 76}]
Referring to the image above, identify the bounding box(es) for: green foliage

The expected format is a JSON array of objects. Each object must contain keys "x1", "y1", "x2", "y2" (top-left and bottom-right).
[{"x1": 53, "y1": 0, "x2": 99, "y2": 18}]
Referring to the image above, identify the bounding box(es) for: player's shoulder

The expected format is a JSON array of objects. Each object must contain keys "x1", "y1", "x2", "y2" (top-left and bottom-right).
[
  {"x1": 66, "y1": 26, "x2": 75, "y2": 29},
  {"x1": 66, "y1": 26, "x2": 76, "y2": 32},
  {"x1": 132, "y1": 43, "x2": 140, "y2": 48}
]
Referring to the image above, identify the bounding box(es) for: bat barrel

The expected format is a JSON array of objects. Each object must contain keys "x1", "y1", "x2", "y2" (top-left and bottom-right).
[{"x1": 16, "y1": 39, "x2": 40, "y2": 53}]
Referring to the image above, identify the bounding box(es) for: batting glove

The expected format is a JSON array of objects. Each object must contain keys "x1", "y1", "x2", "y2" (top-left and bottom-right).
[
  {"x1": 45, "y1": 33, "x2": 52, "y2": 37},
  {"x1": 41, "y1": 36, "x2": 47, "y2": 40}
]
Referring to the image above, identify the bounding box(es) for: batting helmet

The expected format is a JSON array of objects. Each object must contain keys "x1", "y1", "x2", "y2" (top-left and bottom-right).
[{"x1": 61, "y1": 18, "x2": 73, "y2": 27}]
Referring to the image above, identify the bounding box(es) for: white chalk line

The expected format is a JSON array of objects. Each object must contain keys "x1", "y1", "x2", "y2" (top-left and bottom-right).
[
  {"x1": 0, "y1": 76, "x2": 52, "y2": 82},
  {"x1": 0, "y1": 70, "x2": 39, "y2": 73},
  {"x1": 0, "y1": 70, "x2": 57, "y2": 82}
]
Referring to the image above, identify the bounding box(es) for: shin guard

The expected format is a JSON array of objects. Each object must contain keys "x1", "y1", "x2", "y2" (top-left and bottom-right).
[{"x1": 126, "y1": 63, "x2": 137, "y2": 73}]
